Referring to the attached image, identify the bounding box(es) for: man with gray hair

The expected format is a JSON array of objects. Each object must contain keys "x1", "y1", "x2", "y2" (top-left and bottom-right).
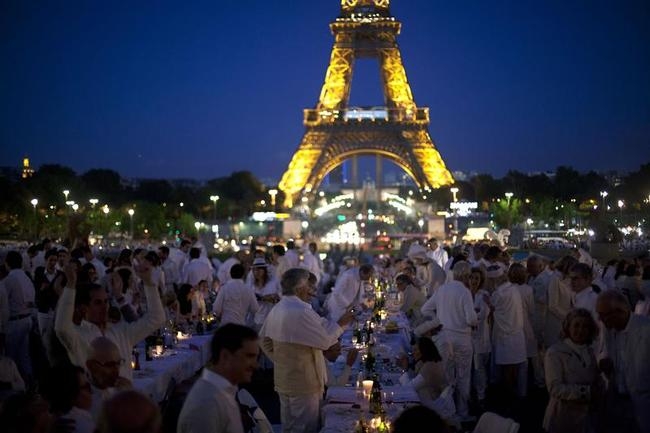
[
  {"x1": 86, "y1": 336, "x2": 132, "y2": 420},
  {"x1": 420, "y1": 260, "x2": 477, "y2": 421},
  {"x1": 260, "y1": 268, "x2": 354, "y2": 433},
  {"x1": 597, "y1": 290, "x2": 650, "y2": 433}
]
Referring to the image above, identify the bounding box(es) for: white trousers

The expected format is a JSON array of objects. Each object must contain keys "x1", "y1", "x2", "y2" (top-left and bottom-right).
[
  {"x1": 472, "y1": 352, "x2": 490, "y2": 400},
  {"x1": 279, "y1": 392, "x2": 320, "y2": 433},
  {"x1": 6, "y1": 316, "x2": 33, "y2": 380},
  {"x1": 438, "y1": 331, "x2": 473, "y2": 417}
]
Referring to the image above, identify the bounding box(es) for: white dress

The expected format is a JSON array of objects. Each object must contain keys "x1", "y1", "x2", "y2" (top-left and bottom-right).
[{"x1": 491, "y1": 282, "x2": 526, "y2": 365}]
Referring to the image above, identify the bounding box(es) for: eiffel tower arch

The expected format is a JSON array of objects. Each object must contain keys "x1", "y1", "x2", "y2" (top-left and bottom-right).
[{"x1": 278, "y1": 0, "x2": 454, "y2": 208}]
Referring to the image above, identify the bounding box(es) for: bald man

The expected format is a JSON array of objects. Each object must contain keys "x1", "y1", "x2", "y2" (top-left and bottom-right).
[
  {"x1": 86, "y1": 337, "x2": 132, "y2": 420},
  {"x1": 597, "y1": 290, "x2": 650, "y2": 433},
  {"x1": 98, "y1": 390, "x2": 161, "y2": 433}
]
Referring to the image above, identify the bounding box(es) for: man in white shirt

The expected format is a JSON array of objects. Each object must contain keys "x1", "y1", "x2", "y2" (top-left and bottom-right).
[
  {"x1": 81, "y1": 246, "x2": 106, "y2": 280},
  {"x1": 158, "y1": 246, "x2": 180, "y2": 294},
  {"x1": 271, "y1": 245, "x2": 290, "y2": 281},
  {"x1": 212, "y1": 264, "x2": 259, "y2": 326},
  {"x1": 426, "y1": 238, "x2": 449, "y2": 269},
  {"x1": 178, "y1": 323, "x2": 260, "y2": 433},
  {"x1": 597, "y1": 290, "x2": 650, "y2": 433},
  {"x1": 55, "y1": 261, "x2": 165, "y2": 380},
  {"x1": 260, "y1": 268, "x2": 354, "y2": 433},
  {"x1": 217, "y1": 250, "x2": 249, "y2": 285},
  {"x1": 284, "y1": 241, "x2": 300, "y2": 268},
  {"x1": 325, "y1": 264, "x2": 374, "y2": 321},
  {"x1": 85, "y1": 337, "x2": 133, "y2": 421},
  {"x1": 3, "y1": 250, "x2": 35, "y2": 383},
  {"x1": 420, "y1": 261, "x2": 477, "y2": 420},
  {"x1": 569, "y1": 263, "x2": 598, "y2": 316},
  {"x1": 183, "y1": 248, "x2": 213, "y2": 288}
]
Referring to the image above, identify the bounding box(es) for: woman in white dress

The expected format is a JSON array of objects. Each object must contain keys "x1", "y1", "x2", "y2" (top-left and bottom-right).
[
  {"x1": 469, "y1": 266, "x2": 491, "y2": 405},
  {"x1": 248, "y1": 258, "x2": 279, "y2": 331}
]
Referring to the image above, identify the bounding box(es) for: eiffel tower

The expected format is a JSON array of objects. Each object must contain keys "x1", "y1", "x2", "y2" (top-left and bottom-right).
[{"x1": 278, "y1": 0, "x2": 453, "y2": 207}]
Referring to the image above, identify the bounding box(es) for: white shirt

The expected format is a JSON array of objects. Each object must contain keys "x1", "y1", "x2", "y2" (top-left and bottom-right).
[
  {"x1": 178, "y1": 369, "x2": 243, "y2": 433},
  {"x1": 212, "y1": 279, "x2": 259, "y2": 326},
  {"x1": 183, "y1": 259, "x2": 213, "y2": 287},
  {"x1": 421, "y1": 280, "x2": 477, "y2": 335},
  {"x1": 4, "y1": 268, "x2": 35, "y2": 316},
  {"x1": 284, "y1": 249, "x2": 300, "y2": 268},
  {"x1": 54, "y1": 284, "x2": 165, "y2": 380},
  {"x1": 574, "y1": 287, "x2": 598, "y2": 316},
  {"x1": 491, "y1": 282, "x2": 527, "y2": 364},
  {"x1": 161, "y1": 258, "x2": 180, "y2": 290},
  {"x1": 427, "y1": 247, "x2": 449, "y2": 269},
  {"x1": 217, "y1": 257, "x2": 240, "y2": 284},
  {"x1": 327, "y1": 268, "x2": 366, "y2": 321}
]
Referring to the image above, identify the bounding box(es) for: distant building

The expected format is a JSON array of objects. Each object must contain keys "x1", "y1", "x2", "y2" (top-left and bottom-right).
[{"x1": 22, "y1": 156, "x2": 34, "y2": 179}]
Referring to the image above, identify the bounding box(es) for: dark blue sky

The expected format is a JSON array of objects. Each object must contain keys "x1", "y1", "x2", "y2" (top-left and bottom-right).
[{"x1": 1, "y1": 0, "x2": 649, "y2": 183}]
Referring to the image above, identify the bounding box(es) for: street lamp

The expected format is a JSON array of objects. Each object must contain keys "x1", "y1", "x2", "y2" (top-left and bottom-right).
[
  {"x1": 450, "y1": 187, "x2": 459, "y2": 203},
  {"x1": 600, "y1": 191, "x2": 608, "y2": 209},
  {"x1": 128, "y1": 208, "x2": 135, "y2": 239},
  {"x1": 505, "y1": 192, "x2": 514, "y2": 205},
  {"x1": 209, "y1": 195, "x2": 219, "y2": 220},
  {"x1": 268, "y1": 189, "x2": 278, "y2": 208},
  {"x1": 194, "y1": 221, "x2": 201, "y2": 236},
  {"x1": 63, "y1": 189, "x2": 70, "y2": 201},
  {"x1": 30, "y1": 198, "x2": 38, "y2": 238},
  {"x1": 89, "y1": 198, "x2": 99, "y2": 207},
  {"x1": 617, "y1": 200, "x2": 624, "y2": 224}
]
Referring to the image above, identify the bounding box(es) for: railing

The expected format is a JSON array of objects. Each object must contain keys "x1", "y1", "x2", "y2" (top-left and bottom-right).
[{"x1": 304, "y1": 106, "x2": 429, "y2": 126}]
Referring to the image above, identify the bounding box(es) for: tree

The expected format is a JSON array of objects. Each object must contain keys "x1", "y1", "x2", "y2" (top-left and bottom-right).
[{"x1": 81, "y1": 169, "x2": 124, "y2": 204}]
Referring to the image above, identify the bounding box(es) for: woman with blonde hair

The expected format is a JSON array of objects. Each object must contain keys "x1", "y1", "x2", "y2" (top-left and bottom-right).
[{"x1": 543, "y1": 308, "x2": 601, "y2": 433}]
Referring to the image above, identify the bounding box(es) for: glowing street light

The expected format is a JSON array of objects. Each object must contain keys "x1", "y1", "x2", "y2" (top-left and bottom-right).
[
  {"x1": 194, "y1": 221, "x2": 201, "y2": 236},
  {"x1": 71, "y1": 203, "x2": 79, "y2": 212},
  {"x1": 450, "y1": 187, "x2": 459, "y2": 203},
  {"x1": 617, "y1": 200, "x2": 624, "y2": 223},
  {"x1": 268, "y1": 189, "x2": 278, "y2": 207},
  {"x1": 89, "y1": 198, "x2": 99, "y2": 207},
  {"x1": 600, "y1": 191, "x2": 608, "y2": 209},
  {"x1": 63, "y1": 189, "x2": 70, "y2": 201},
  {"x1": 102, "y1": 205, "x2": 110, "y2": 215},
  {"x1": 505, "y1": 192, "x2": 514, "y2": 204},
  {"x1": 128, "y1": 208, "x2": 135, "y2": 239},
  {"x1": 30, "y1": 198, "x2": 38, "y2": 238},
  {"x1": 209, "y1": 195, "x2": 219, "y2": 220}
]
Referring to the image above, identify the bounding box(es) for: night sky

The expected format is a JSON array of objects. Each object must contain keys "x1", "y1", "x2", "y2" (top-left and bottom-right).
[{"x1": 1, "y1": 0, "x2": 649, "y2": 183}]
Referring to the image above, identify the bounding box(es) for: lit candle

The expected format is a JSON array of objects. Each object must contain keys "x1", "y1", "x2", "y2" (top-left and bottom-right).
[
  {"x1": 362, "y1": 380, "x2": 373, "y2": 396},
  {"x1": 131, "y1": 360, "x2": 136, "y2": 369}
]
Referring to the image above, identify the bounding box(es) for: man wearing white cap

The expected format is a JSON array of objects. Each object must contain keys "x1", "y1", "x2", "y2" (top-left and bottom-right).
[{"x1": 407, "y1": 243, "x2": 446, "y2": 297}]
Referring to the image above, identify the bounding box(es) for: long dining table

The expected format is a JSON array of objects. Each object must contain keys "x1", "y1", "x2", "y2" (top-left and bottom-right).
[
  {"x1": 132, "y1": 333, "x2": 212, "y2": 403},
  {"x1": 319, "y1": 308, "x2": 421, "y2": 432}
]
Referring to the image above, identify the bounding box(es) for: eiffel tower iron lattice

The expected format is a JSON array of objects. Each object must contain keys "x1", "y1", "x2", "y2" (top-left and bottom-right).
[{"x1": 278, "y1": 0, "x2": 454, "y2": 208}]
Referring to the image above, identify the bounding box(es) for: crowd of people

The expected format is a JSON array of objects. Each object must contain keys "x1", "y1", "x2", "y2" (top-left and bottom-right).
[{"x1": 0, "y1": 235, "x2": 649, "y2": 433}]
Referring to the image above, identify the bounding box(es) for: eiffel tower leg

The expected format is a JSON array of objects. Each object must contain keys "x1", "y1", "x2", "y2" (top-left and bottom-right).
[
  {"x1": 351, "y1": 155, "x2": 358, "y2": 188},
  {"x1": 376, "y1": 155, "x2": 382, "y2": 201}
]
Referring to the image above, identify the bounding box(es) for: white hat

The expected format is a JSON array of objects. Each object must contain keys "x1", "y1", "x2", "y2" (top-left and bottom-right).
[
  {"x1": 251, "y1": 258, "x2": 268, "y2": 268},
  {"x1": 407, "y1": 243, "x2": 428, "y2": 260}
]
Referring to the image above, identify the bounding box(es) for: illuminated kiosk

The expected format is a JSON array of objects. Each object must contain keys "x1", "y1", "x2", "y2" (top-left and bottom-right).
[{"x1": 278, "y1": 0, "x2": 453, "y2": 208}]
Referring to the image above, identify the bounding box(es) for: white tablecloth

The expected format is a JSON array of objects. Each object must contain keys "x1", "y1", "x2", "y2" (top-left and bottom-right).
[{"x1": 132, "y1": 334, "x2": 212, "y2": 402}]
